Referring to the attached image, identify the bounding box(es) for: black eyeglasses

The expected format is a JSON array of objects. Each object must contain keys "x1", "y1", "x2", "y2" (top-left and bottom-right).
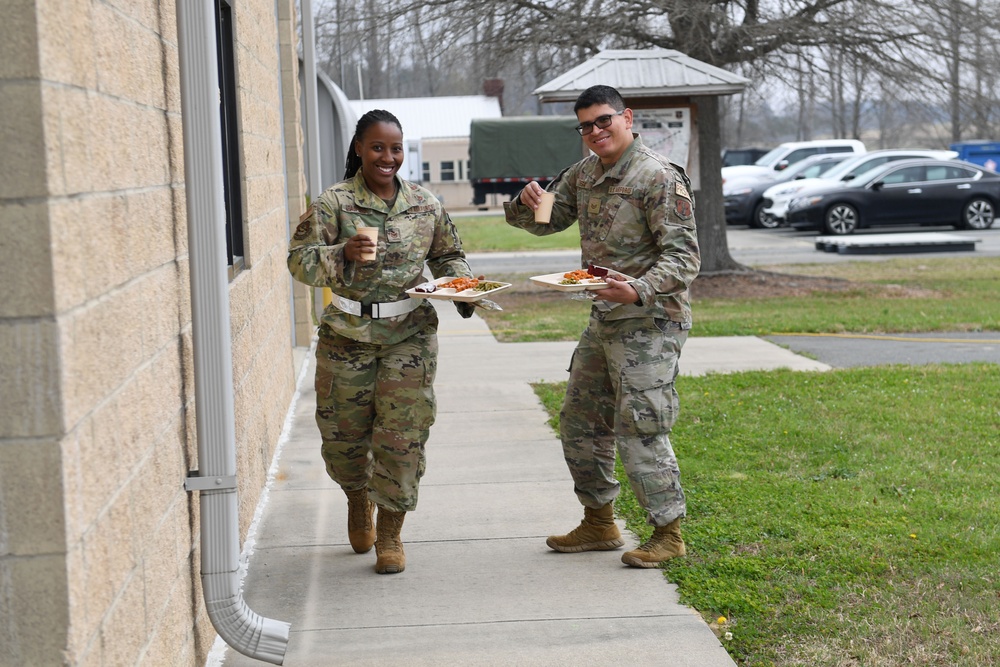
[{"x1": 575, "y1": 110, "x2": 625, "y2": 136}]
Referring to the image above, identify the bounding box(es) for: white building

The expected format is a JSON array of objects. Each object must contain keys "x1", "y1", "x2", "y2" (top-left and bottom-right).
[{"x1": 348, "y1": 96, "x2": 502, "y2": 209}]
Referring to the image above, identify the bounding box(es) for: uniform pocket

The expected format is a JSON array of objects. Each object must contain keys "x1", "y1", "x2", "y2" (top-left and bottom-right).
[
  {"x1": 638, "y1": 469, "x2": 678, "y2": 502},
  {"x1": 620, "y1": 358, "x2": 678, "y2": 435},
  {"x1": 314, "y1": 331, "x2": 339, "y2": 398},
  {"x1": 386, "y1": 214, "x2": 432, "y2": 267},
  {"x1": 581, "y1": 195, "x2": 624, "y2": 242},
  {"x1": 609, "y1": 196, "x2": 646, "y2": 246}
]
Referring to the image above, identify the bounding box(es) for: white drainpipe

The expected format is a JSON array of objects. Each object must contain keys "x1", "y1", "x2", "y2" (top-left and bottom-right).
[{"x1": 176, "y1": 0, "x2": 290, "y2": 663}]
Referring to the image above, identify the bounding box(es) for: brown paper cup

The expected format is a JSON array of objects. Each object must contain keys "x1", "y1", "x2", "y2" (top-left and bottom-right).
[
  {"x1": 534, "y1": 191, "x2": 555, "y2": 224},
  {"x1": 356, "y1": 227, "x2": 378, "y2": 261}
]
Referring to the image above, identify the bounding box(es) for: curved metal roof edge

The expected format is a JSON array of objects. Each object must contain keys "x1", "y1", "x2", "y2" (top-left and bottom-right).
[
  {"x1": 537, "y1": 84, "x2": 748, "y2": 102},
  {"x1": 316, "y1": 66, "x2": 359, "y2": 139},
  {"x1": 532, "y1": 48, "x2": 749, "y2": 100}
]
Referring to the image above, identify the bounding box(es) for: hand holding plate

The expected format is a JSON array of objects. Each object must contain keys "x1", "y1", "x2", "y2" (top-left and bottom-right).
[{"x1": 594, "y1": 276, "x2": 639, "y2": 304}]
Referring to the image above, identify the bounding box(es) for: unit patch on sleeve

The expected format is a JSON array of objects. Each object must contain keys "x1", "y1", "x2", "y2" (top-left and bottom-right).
[{"x1": 674, "y1": 198, "x2": 693, "y2": 220}]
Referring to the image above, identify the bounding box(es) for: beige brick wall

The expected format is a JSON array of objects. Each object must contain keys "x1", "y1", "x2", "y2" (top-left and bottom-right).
[
  {"x1": 0, "y1": 0, "x2": 304, "y2": 664},
  {"x1": 276, "y1": 0, "x2": 314, "y2": 348}
]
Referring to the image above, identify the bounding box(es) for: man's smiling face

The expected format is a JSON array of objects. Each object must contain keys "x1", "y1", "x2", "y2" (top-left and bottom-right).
[{"x1": 577, "y1": 104, "x2": 633, "y2": 165}]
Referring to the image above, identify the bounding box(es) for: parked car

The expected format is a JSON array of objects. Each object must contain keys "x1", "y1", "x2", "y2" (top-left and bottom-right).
[
  {"x1": 761, "y1": 149, "x2": 959, "y2": 225},
  {"x1": 722, "y1": 147, "x2": 770, "y2": 167},
  {"x1": 785, "y1": 159, "x2": 1000, "y2": 235},
  {"x1": 724, "y1": 153, "x2": 852, "y2": 227},
  {"x1": 721, "y1": 138, "x2": 866, "y2": 182}
]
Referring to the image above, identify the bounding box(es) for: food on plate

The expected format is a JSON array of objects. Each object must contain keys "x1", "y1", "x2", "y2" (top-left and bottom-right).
[
  {"x1": 413, "y1": 282, "x2": 438, "y2": 293},
  {"x1": 560, "y1": 269, "x2": 597, "y2": 285},
  {"x1": 438, "y1": 277, "x2": 480, "y2": 292},
  {"x1": 587, "y1": 264, "x2": 609, "y2": 278},
  {"x1": 557, "y1": 266, "x2": 631, "y2": 285},
  {"x1": 473, "y1": 281, "x2": 505, "y2": 292}
]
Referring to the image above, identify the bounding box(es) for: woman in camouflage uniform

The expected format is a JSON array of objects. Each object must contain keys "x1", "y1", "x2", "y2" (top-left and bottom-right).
[{"x1": 288, "y1": 110, "x2": 476, "y2": 574}]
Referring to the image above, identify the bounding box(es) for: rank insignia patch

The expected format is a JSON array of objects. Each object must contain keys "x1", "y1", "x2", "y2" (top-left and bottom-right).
[
  {"x1": 588, "y1": 197, "x2": 601, "y2": 214},
  {"x1": 386, "y1": 228, "x2": 401, "y2": 242},
  {"x1": 293, "y1": 220, "x2": 311, "y2": 240},
  {"x1": 674, "y1": 181, "x2": 690, "y2": 200}
]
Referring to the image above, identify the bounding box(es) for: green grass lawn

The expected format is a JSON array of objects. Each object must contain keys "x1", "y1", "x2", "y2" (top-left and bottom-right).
[
  {"x1": 453, "y1": 214, "x2": 580, "y2": 252},
  {"x1": 479, "y1": 251, "x2": 1000, "y2": 666},
  {"x1": 478, "y1": 257, "x2": 1000, "y2": 341},
  {"x1": 533, "y1": 365, "x2": 1000, "y2": 666}
]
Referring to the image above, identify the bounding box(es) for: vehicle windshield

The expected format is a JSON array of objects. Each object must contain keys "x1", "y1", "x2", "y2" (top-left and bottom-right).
[
  {"x1": 779, "y1": 159, "x2": 822, "y2": 178},
  {"x1": 845, "y1": 165, "x2": 889, "y2": 185},
  {"x1": 781, "y1": 156, "x2": 843, "y2": 179},
  {"x1": 754, "y1": 146, "x2": 788, "y2": 167},
  {"x1": 816, "y1": 153, "x2": 872, "y2": 180}
]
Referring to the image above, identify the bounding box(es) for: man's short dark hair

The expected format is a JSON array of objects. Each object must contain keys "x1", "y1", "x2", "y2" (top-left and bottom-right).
[{"x1": 574, "y1": 85, "x2": 626, "y2": 113}]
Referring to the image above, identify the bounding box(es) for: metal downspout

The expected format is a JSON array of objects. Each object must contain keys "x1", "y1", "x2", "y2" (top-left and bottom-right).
[
  {"x1": 175, "y1": 0, "x2": 290, "y2": 663},
  {"x1": 300, "y1": 0, "x2": 323, "y2": 199},
  {"x1": 299, "y1": 0, "x2": 326, "y2": 323}
]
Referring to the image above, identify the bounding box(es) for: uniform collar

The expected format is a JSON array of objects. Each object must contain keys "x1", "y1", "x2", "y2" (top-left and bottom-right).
[
  {"x1": 349, "y1": 172, "x2": 432, "y2": 213},
  {"x1": 593, "y1": 133, "x2": 643, "y2": 184}
]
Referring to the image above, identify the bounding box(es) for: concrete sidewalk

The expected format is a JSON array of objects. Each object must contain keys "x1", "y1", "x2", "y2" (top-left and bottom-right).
[{"x1": 217, "y1": 304, "x2": 829, "y2": 667}]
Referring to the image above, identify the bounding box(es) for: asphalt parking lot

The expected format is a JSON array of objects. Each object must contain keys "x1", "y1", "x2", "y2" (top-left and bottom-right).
[
  {"x1": 725, "y1": 224, "x2": 1000, "y2": 266},
  {"x1": 764, "y1": 331, "x2": 1000, "y2": 368},
  {"x1": 465, "y1": 224, "x2": 1000, "y2": 275}
]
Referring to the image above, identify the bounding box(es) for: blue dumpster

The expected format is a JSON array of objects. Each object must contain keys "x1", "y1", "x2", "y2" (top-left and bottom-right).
[{"x1": 949, "y1": 140, "x2": 1000, "y2": 171}]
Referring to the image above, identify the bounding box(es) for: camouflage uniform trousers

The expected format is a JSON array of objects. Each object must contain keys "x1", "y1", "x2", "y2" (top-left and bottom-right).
[
  {"x1": 559, "y1": 315, "x2": 688, "y2": 527},
  {"x1": 314, "y1": 324, "x2": 438, "y2": 513}
]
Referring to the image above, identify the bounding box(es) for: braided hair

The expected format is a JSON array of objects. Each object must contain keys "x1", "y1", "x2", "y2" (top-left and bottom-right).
[{"x1": 344, "y1": 109, "x2": 403, "y2": 180}]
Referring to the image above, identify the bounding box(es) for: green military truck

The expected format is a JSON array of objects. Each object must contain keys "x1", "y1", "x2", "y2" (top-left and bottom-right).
[{"x1": 469, "y1": 116, "x2": 583, "y2": 206}]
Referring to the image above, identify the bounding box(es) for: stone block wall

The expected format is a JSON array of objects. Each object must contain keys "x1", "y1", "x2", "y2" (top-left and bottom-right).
[{"x1": 0, "y1": 0, "x2": 305, "y2": 664}]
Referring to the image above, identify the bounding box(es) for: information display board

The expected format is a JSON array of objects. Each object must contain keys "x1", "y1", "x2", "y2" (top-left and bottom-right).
[{"x1": 632, "y1": 108, "x2": 691, "y2": 172}]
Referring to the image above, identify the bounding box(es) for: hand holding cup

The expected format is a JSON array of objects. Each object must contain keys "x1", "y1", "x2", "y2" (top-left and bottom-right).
[
  {"x1": 520, "y1": 182, "x2": 555, "y2": 224},
  {"x1": 533, "y1": 191, "x2": 555, "y2": 224},
  {"x1": 353, "y1": 227, "x2": 378, "y2": 263}
]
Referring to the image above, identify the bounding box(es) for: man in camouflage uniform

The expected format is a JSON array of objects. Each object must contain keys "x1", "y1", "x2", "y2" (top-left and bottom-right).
[
  {"x1": 289, "y1": 109, "x2": 474, "y2": 574},
  {"x1": 504, "y1": 85, "x2": 701, "y2": 568}
]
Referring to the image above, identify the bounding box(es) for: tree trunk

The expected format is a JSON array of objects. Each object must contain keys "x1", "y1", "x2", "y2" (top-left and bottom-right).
[{"x1": 693, "y1": 95, "x2": 744, "y2": 273}]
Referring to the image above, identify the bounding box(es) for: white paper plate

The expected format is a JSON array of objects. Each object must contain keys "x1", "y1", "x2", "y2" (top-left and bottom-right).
[
  {"x1": 406, "y1": 277, "x2": 512, "y2": 302},
  {"x1": 529, "y1": 270, "x2": 635, "y2": 292}
]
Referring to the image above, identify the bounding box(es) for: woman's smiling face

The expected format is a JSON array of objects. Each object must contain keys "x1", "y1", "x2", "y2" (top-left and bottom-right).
[{"x1": 357, "y1": 121, "x2": 404, "y2": 197}]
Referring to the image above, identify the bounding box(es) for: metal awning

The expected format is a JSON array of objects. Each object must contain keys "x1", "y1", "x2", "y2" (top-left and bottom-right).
[{"x1": 533, "y1": 49, "x2": 749, "y2": 102}]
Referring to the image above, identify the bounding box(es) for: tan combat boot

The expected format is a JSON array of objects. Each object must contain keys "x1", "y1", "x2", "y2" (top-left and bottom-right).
[
  {"x1": 621, "y1": 517, "x2": 686, "y2": 568},
  {"x1": 374, "y1": 507, "x2": 406, "y2": 574},
  {"x1": 344, "y1": 487, "x2": 375, "y2": 554},
  {"x1": 546, "y1": 503, "x2": 625, "y2": 552}
]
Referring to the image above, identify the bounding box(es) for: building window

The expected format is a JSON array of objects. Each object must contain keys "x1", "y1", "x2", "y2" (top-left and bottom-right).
[
  {"x1": 457, "y1": 160, "x2": 463, "y2": 180},
  {"x1": 422, "y1": 162, "x2": 430, "y2": 182},
  {"x1": 440, "y1": 161, "x2": 456, "y2": 181},
  {"x1": 215, "y1": 0, "x2": 244, "y2": 270}
]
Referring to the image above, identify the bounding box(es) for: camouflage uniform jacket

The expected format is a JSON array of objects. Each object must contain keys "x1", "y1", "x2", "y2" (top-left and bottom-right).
[
  {"x1": 504, "y1": 135, "x2": 701, "y2": 325},
  {"x1": 288, "y1": 172, "x2": 472, "y2": 344}
]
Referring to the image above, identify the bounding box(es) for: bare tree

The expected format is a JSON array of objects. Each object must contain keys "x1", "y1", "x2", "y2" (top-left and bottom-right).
[{"x1": 308, "y1": 0, "x2": 997, "y2": 272}]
